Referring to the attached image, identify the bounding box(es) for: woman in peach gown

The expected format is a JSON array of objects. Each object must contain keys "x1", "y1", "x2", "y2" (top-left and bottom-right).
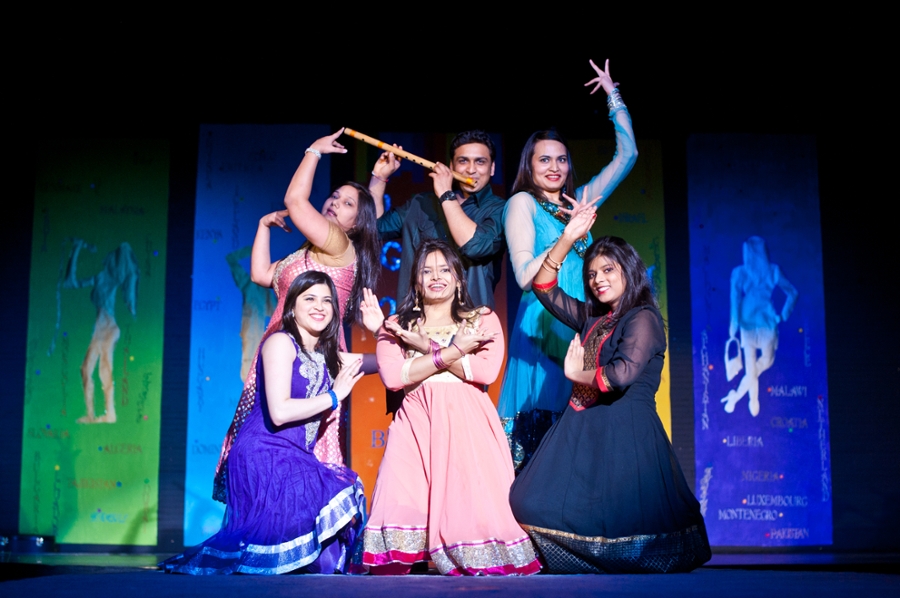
[{"x1": 357, "y1": 239, "x2": 540, "y2": 576}]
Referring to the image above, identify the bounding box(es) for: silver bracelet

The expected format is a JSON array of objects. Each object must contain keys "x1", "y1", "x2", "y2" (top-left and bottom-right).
[
  {"x1": 607, "y1": 88, "x2": 626, "y2": 114},
  {"x1": 305, "y1": 147, "x2": 322, "y2": 159}
]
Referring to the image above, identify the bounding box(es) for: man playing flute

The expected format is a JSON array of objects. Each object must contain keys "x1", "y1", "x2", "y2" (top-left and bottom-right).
[{"x1": 369, "y1": 130, "x2": 506, "y2": 309}]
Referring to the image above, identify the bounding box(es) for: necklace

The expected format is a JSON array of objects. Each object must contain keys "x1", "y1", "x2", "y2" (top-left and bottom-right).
[{"x1": 536, "y1": 198, "x2": 588, "y2": 258}]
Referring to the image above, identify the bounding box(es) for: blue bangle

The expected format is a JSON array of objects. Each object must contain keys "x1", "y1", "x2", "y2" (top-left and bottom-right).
[{"x1": 328, "y1": 390, "x2": 338, "y2": 410}]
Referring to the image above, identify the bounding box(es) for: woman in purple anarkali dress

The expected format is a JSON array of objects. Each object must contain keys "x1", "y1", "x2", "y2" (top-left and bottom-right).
[{"x1": 163, "y1": 271, "x2": 381, "y2": 574}]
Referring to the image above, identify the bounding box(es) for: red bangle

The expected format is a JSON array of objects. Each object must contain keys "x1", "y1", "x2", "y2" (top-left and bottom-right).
[
  {"x1": 532, "y1": 279, "x2": 558, "y2": 292},
  {"x1": 596, "y1": 366, "x2": 611, "y2": 392}
]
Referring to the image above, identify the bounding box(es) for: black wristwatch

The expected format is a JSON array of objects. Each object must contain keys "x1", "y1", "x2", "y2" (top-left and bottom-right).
[{"x1": 439, "y1": 190, "x2": 457, "y2": 203}]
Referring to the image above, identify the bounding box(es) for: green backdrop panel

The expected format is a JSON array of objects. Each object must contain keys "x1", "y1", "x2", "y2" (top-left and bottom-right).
[{"x1": 20, "y1": 139, "x2": 169, "y2": 545}]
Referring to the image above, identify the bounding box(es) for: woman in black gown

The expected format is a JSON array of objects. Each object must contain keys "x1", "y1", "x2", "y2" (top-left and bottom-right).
[{"x1": 509, "y1": 204, "x2": 711, "y2": 574}]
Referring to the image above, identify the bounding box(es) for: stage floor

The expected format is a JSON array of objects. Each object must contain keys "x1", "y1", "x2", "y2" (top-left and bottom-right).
[{"x1": 1, "y1": 552, "x2": 898, "y2": 597}]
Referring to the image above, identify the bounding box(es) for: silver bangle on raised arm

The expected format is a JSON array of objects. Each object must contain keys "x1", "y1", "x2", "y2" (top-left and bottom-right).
[{"x1": 607, "y1": 88, "x2": 626, "y2": 114}]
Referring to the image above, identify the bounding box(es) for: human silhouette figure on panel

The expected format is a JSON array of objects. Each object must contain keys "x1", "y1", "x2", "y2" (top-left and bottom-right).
[
  {"x1": 721, "y1": 236, "x2": 797, "y2": 417},
  {"x1": 63, "y1": 238, "x2": 139, "y2": 424}
]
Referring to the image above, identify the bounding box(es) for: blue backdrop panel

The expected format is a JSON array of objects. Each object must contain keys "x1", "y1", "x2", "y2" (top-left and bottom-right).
[
  {"x1": 185, "y1": 124, "x2": 330, "y2": 546},
  {"x1": 688, "y1": 134, "x2": 832, "y2": 546}
]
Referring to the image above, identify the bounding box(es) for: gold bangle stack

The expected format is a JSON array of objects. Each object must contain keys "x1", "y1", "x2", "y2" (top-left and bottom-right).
[{"x1": 544, "y1": 254, "x2": 564, "y2": 272}]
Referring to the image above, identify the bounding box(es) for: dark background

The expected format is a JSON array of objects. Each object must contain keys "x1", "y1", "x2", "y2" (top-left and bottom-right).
[{"x1": 3, "y1": 18, "x2": 896, "y2": 553}]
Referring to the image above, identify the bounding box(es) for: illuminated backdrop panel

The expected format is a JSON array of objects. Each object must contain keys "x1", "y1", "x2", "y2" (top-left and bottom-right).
[
  {"x1": 184, "y1": 124, "x2": 329, "y2": 546},
  {"x1": 20, "y1": 139, "x2": 169, "y2": 545},
  {"x1": 688, "y1": 134, "x2": 832, "y2": 546}
]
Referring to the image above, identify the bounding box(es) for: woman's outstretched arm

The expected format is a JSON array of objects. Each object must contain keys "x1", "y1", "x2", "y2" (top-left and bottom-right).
[
  {"x1": 578, "y1": 59, "x2": 638, "y2": 207},
  {"x1": 283, "y1": 128, "x2": 348, "y2": 250}
]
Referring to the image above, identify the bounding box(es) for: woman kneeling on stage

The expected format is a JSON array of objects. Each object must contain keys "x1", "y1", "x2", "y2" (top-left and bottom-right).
[
  {"x1": 163, "y1": 271, "x2": 383, "y2": 574},
  {"x1": 509, "y1": 206, "x2": 711, "y2": 574},
  {"x1": 357, "y1": 239, "x2": 540, "y2": 576}
]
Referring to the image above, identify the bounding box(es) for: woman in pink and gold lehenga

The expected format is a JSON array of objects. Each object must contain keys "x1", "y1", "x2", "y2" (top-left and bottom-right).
[{"x1": 357, "y1": 239, "x2": 540, "y2": 576}]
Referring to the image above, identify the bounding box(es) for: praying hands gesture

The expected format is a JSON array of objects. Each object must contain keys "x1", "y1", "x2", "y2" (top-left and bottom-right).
[{"x1": 564, "y1": 334, "x2": 586, "y2": 382}]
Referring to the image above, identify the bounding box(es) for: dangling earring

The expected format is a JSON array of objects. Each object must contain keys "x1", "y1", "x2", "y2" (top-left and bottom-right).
[
  {"x1": 413, "y1": 292, "x2": 421, "y2": 311},
  {"x1": 457, "y1": 284, "x2": 462, "y2": 303}
]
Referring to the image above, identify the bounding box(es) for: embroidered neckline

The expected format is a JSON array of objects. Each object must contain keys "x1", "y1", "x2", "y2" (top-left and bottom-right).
[
  {"x1": 291, "y1": 335, "x2": 331, "y2": 449},
  {"x1": 535, "y1": 198, "x2": 588, "y2": 258},
  {"x1": 411, "y1": 307, "x2": 485, "y2": 333}
]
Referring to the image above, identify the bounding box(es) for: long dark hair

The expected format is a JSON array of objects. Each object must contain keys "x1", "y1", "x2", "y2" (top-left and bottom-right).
[
  {"x1": 281, "y1": 270, "x2": 341, "y2": 379},
  {"x1": 309, "y1": 181, "x2": 380, "y2": 328},
  {"x1": 344, "y1": 182, "x2": 381, "y2": 328},
  {"x1": 394, "y1": 239, "x2": 478, "y2": 331},
  {"x1": 582, "y1": 236, "x2": 657, "y2": 322},
  {"x1": 511, "y1": 129, "x2": 577, "y2": 202}
]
